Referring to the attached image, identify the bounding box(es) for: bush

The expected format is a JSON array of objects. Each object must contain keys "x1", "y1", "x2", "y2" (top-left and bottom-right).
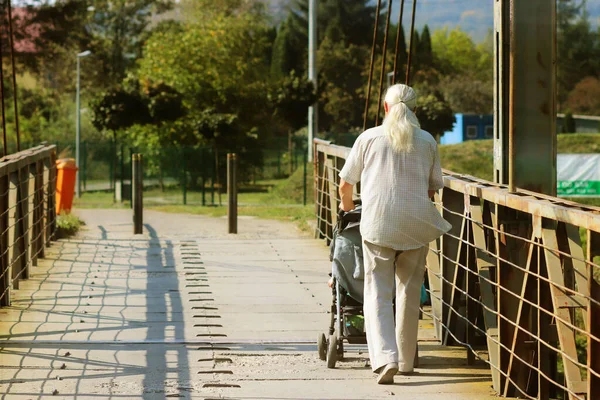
[{"x1": 55, "y1": 213, "x2": 84, "y2": 239}]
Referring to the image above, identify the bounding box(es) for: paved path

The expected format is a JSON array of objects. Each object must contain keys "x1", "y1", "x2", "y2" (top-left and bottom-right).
[{"x1": 0, "y1": 210, "x2": 498, "y2": 399}]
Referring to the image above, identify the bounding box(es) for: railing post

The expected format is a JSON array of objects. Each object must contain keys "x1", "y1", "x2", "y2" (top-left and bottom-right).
[
  {"x1": 587, "y1": 230, "x2": 600, "y2": 399},
  {"x1": 181, "y1": 148, "x2": 187, "y2": 206},
  {"x1": 0, "y1": 174, "x2": 9, "y2": 306},
  {"x1": 132, "y1": 154, "x2": 143, "y2": 235},
  {"x1": 227, "y1": 153, "x2": 237, "y2": 234},
  {"x1": 46, "y1": 149, "x2": 57, "y2": 242},
  {"x1": 303, "y1": 150, "x2": 307, "y2": 206}
]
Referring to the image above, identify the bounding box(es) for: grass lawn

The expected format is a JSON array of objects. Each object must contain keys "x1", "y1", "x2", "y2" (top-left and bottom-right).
[
  {"x1": 440, "y1": 133, "x2": 600, "y2": 207},
  {"x1": 73, "y1": 164, "x2": 316, "y2": 231}
]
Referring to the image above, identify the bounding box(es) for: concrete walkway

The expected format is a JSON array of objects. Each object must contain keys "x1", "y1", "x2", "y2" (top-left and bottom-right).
[{"x1": 0, "y1": 210, "x2": 498, "y2": 399}]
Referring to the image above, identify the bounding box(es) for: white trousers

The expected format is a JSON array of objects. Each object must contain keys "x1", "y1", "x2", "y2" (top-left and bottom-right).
[{"x1": 363, "y1": 241, "x2": 427, "y2": 373}]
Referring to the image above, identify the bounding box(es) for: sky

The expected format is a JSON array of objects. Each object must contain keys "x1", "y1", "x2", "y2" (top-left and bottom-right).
[{"x1": 390, "y1": 0, "x2": 600, "y2": 42}]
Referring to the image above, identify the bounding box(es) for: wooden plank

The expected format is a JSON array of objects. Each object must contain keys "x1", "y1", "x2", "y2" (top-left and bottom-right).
[
  {"x1": 33, "y1": 159, "x2": 44, "y2": 261},
  {"x1": 441, "y1": 189, "x2": 466, "y2": 346},
  {"x1": 426, "y1": 237, "x2": 443, "y2": 340},
  {"x1": 26, "y1": 164, "x2": 35, "y2": 268},
  {"x1": 470, "y1": 201, "x2": 501, "y2": 393},
  {"x1": 8, "y1": 170, "x2": 21, "y2": 290},
  {"x1": 542, "y1": 228, "x2": 586, "y2": 399},
  {"x1": 443, "y1": 209, "x2": 467, "y2": 345},
  {"x1": 443, "y1": 176, "x2": 600, "y2": 234},
  {"x1": 46, "y1": 151, "x2": 57, "y2": 242},
  {"x1": 0, "y1": 175, "x2": 9, "y2": 307},
  {"x1": 502, "y1": 233, "x2": 535, "y2": 397},
  {"x1": 565, "y1": 224, "x2": 589, "y2": 331},
  {"x1": 18, "y1": 165, "x2": 31, "y2": 281},
  {"x1": 586, "y1": 230, "x2": 600, "y2": 400},
  {"x1": 325, "y1": 158, "x2": 338, "y2": 232}
]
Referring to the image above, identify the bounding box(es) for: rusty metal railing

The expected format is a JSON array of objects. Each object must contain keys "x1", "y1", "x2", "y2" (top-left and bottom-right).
[
  {"x1": 0, "y1": 145, "x2": 57, "y2": 307},
  {"x1": 314, "y1": 138, "x2": 600, "y2": 400}
]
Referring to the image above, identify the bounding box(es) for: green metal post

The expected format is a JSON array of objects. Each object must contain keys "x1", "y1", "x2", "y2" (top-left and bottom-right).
[
  {"x1": 201, "y1": 148, "x2": 206, "y2": 206},
  {"x1": 211, "y1": 151, "x2": 216, "y2": 205},
  {"x1": 182, "y1": 148, "x2": 187, "y2": 205},
  {"x1": 277, "y1": 148, "x2": 281, "y2": 177},
  {"x1": 303, "y1": 150, "x2": 307, "y2": 206},
  {"x1": 82, "y1": 141, "x2": 87, "y2": 192}
]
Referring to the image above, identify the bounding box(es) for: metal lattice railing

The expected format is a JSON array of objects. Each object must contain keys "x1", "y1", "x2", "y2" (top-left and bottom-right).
[
  {"x1": 314, "y1": 138, "x2": 600, "y2": 400},
  {"x1": 0, "y1": 145, "x2": 57, "y2": 307}
]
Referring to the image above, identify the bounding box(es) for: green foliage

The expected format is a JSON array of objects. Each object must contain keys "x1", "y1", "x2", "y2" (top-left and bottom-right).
[
  {"x1": 565, "y1": 76, "x2": 600, "y2": 115},
  {"x1": 563, "y1": 112, "x2": 577, "y2": 133},
  {"x1": 318, "y1": 37, "x2": 370, "y2": 132},
  {"x1": 415, "y1": 89, "x2": 456, "y2": 140},
  {"x1": 55, "y1": 213, "x2": 84, "y2": 239},
  {"x1": 439, "y1": 75, "x2": 493, "y2": 115},
  {"x1": 271, "y1": 71, "x2": 317, "y2": 132},
  {"x1": 90, "y1": 87, "x2": 151, "y2": 133},
  {"x1": 557, "y1": 0, "x2": 599, "y2": 108}
]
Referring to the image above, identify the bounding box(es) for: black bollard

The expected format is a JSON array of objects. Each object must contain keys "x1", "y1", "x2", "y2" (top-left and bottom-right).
[
  {"x1": 132, "y1": 154, "x2": 143, "y2": 234},
  {"x1": 227, "y1": 153, "x2": 237, "y2": 234}
]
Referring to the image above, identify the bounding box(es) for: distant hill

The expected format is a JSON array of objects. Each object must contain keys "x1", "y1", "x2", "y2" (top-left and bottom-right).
[{"x1": 266, "y1": 0, "x2": 600, "y2": 43}]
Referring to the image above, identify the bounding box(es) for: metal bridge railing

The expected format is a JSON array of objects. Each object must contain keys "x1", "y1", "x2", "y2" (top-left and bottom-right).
[
  {"x1": 314, "y1": 138, "x2": 600, "y2": 400},
  {"x1": 0, "y1": 145, "x2": 57, "y2": 307}
]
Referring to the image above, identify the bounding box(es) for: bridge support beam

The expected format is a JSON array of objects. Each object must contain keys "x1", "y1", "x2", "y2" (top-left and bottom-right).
[
  {"x1": 494, "y1": 0, "x2": 557, "y2": 195},
  {"x1": 494, "y1": 1, "x2": 557, "y2": 398}
]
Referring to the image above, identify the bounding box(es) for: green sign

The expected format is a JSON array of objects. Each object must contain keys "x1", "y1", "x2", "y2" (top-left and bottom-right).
[{"x1": 557, "y1": 180, "x2": 600, "y2": 196}]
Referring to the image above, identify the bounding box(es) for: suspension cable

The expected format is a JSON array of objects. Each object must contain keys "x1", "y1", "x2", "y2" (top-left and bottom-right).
[
  {"x1": 405, "y1": 0, "x2": 418, "y2": 85},
  {"x1": 362, "y1": 0, "x2": 382, "y2": 132},
  {"x1": 375, "y1": 0, "x2": 393, "y2": 126},
  {"x1": 7, "y1": 0, "x2": 20, "y2": 152},
  {"x1": 0, "y1": 5, "x2": 8, "y2": 157},
  {"x1": 392, "y1": 0, "x2": 406, "y2": 85}
]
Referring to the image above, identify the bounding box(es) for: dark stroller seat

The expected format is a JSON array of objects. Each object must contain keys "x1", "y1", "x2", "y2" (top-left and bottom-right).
[{"x1": 317, "y1": 205, "x2": 367, "y2": 368}]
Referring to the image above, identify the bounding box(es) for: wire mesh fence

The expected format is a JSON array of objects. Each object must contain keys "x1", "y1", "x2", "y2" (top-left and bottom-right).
[
  {"x1": 23, "y1": 137, "x2": 308, "y2": 207},
  {"x1": 0, "y1": 145, "x2": 57, "y2": 307},
  {"x1": 314, "y1": 138, "x2": 600, "y2": 400}
]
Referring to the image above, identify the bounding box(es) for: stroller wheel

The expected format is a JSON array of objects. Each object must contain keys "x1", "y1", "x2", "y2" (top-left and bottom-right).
[
  {"x1": 326, "y1": 334, "x2": 338, "y2": 369},
  {"x1": 317, "y1": 333, "x2": 327, "y2": 360}
]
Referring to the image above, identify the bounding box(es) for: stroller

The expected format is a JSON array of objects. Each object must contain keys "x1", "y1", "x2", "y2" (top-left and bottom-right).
[
  {"x1": 317, "y1": 205, "x2": 366, "y2": 368},
  {"x1": 317, "y1": 205, "x2": 428, "y2": 369}
]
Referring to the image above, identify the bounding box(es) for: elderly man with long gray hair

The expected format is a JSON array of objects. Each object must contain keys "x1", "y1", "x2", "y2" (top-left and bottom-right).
[{"x1": 338, "y1": 84, "x2": 451, "y2": 384}]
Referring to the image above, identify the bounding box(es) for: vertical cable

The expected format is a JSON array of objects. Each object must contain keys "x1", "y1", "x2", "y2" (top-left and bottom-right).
[
  {"x1": 7, "y1": 0, "x2": 20, "y2": 152},
  {"x1": 363, "y1": 0, "x2": 382, "y2": 132},
  {"x1": 0, "y1": 5, "x2": 8, "y2": 157},
  {"x1": 375, "y1": 0, "x2": 394, "y2": 125},
  {"x1": 392, "y1": 0, "x2": 406, "y2": 85},
  {"x1": 405, "y1": 0, "x2": 418, "y2": 85}
]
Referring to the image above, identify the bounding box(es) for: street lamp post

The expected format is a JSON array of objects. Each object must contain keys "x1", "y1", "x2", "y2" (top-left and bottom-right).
[{"x1": 76, "y1": 50, "x2": 92, "y2": 198}]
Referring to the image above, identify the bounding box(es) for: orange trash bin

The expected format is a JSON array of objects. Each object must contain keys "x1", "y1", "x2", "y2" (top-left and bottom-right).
[{"x1": 56, "y1": 158, "x2": 78, "y2": 215}]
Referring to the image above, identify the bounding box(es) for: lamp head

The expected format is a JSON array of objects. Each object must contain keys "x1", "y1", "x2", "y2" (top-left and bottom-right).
[{"x1": 77, "y1": 50, "x2": 92, "y2": 58}]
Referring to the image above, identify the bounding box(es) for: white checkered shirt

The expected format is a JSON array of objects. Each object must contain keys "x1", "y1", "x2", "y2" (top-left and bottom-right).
[{"x1": 339, "y1": 126, "x2": 452, "y2": 251}]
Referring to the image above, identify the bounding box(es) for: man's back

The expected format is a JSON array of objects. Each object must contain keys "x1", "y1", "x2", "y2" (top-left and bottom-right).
[{"x1": 340, "y1": 126, "x2": 450, "y2": 251}]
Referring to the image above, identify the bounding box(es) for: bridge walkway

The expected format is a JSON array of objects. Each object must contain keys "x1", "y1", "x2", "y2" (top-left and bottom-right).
[{"x1": 0, "y1": 209, "x2": 498, "y2": 399}]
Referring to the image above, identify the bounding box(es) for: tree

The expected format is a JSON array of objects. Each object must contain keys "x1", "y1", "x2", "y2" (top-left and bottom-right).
[
  {"x1": 137, "y1": 2, "x2": 273, "y2": 181},
  {"x1": 439, "y1": 75, "x2": 493, "y2": 115},
  {"x1": 557, "y1": 0, "x2": 598, "y2": 108},
  {"x1": 271, "y1": 17, "x2": 302, "y2": 79},
  {"x1": 271, "y1": 71, "x2": 317, "y2": 132},
  {"x1": 417, "y1": 25, "x2": 433, "y2": 71},
  {"x1": 318, "y1": 37, "x2": 370, "y2": 132},
  {"x1": 86, "y1": 0, "x2": 173, "y2": 84},
  {"x1": 565, "y1": 76, "x2": 600, "y2": 115},
  {"x1": 90, "y1": 87, "x2": 150, "y2": 136},
  {"x1": 431, "y1": 27, "x2": 491, "y2": 79},
  {"x1": 414, "y1": 88, "x2": 456, "y2": 141}
]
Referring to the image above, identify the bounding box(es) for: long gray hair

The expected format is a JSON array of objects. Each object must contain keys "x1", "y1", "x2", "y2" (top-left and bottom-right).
[{"x1": 382, "y1": 84, "x2": 420, "y2": 152}]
